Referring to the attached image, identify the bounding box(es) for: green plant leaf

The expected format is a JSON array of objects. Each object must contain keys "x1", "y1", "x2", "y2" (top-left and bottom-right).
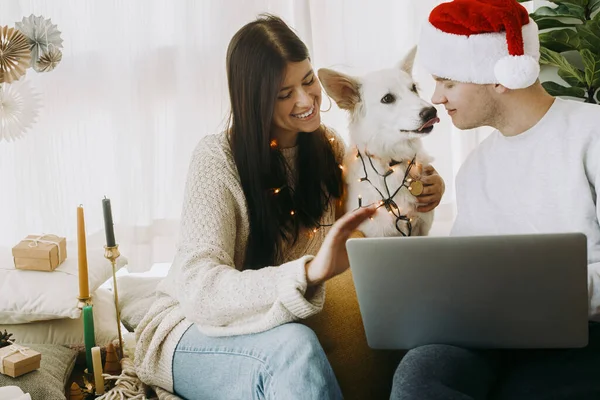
[
  {"x1": 581, "y1": 48, "x2": 600, "y2": 87},
  {"x1": 595, "y1": 88, "x2": 600, "y2": 103},
  {"x1": 536, "y1": 19, "x2": 581, "y2": 30},
  {"x1": 532, "y1": 3, "x2": 587, "y2": 21},
  {"x1": 557, "y1": 69, "x2": 586, "y2": 86},
  {"x1": 549, "y1": 0, "x2": 589, "y2": 7},
  {"x1": 540, "y1": 28, "x2": 581, "y2": 51},
  {"x1": 577, "y1": 19, "x2": 600, "y2": 52},
  {"x1": 542, "y1": 81, "x2": 587, "y2": 98},
  {"x1": 540, "y1": 47, "x2": 587, "y2": 84},
  {"x1": 590, "y1": 0, "x2": 600, "y2": 14}
]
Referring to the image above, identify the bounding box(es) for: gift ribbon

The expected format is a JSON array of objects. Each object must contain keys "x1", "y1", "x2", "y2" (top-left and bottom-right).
[
  {"x1": 0, "y1": 341, "x2": 31, "y2": 374},
  {"x1": 23, "y1": 234, "x2": 62, "y2": 263}
]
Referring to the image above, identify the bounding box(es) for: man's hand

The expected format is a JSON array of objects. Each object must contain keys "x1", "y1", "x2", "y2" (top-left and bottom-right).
[{"x1": 411, "y1": 165, "x2": 445, "y2": 212}]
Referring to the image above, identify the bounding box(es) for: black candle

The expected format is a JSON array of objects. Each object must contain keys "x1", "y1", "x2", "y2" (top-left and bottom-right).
[{"x1": 102, "y1": 197, "x2": 116, "y2": 247}]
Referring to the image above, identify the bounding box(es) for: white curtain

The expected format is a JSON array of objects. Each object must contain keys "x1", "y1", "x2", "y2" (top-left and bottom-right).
[{"x1": 0, "y1": 0, "x2": 536, "y2": 271}]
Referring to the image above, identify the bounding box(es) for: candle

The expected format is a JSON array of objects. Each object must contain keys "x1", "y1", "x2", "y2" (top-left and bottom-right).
[
  {"x1": 77, "y1": 205, "x2": 90, "y2": 299},
  {"x1": 102, "y1": 197, "x2": 116, "y2": 248},
  {"x1": 91, "y1": 346, "x2": 104, "y2": 395},
  {"x1": 82, "y1": 305, "x2": 96, "y2": 373}
]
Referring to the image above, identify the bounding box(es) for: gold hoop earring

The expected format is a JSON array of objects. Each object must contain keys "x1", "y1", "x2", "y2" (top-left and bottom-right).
[{"x1": 320, "y1": 93, "x2": 332, "y2": 113}]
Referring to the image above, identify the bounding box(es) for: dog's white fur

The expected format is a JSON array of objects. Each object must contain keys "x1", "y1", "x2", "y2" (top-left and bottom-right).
[{"x1": 319, "y1": 48, "x2": 437, "y2": 237}]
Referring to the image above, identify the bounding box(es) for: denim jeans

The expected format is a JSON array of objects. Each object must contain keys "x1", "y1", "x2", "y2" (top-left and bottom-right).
[{"x1": 172, "y1": 322, "x2": 343, "y2": 400}]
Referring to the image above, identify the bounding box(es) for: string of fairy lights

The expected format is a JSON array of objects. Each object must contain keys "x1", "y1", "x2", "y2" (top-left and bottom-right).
[{"x1": 269, "y1": 137, "x2": 423, "y2": 237}]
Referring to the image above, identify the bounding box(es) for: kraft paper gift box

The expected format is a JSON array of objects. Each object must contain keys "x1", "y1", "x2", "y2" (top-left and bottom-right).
[
  {"x1": 12, "y1": 234, "x2": 67, "y2": 272},
  {"x1": 0, "y1": 344, "x2": 42, "y2": 378}
]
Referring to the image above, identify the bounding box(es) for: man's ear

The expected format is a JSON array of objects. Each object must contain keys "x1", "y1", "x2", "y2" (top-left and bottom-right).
[
  {"x1": 493, "y1": 83, "x2": 510, "y2": 94},
  {"x1": 318, "y1": 68, "x2": 361, "y2": 111}
]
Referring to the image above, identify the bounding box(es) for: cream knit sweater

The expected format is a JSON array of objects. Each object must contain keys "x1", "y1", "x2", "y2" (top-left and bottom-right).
[{"x1": 134, "y1": 131, "x2": 343, "y2": 394}]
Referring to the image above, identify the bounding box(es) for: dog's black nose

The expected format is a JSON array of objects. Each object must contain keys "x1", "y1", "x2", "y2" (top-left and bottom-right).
[{"x1": 420, "y1": 107, "x2": 438, "y2": 121}]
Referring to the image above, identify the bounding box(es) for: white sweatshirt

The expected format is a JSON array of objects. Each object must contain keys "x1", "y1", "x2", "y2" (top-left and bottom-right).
[{"x1": 452, "y1": 97, "x2": 600, "y2": 321}]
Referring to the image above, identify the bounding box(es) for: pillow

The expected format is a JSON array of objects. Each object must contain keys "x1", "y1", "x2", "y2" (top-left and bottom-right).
[
  {"x1": 117, "y1": 273, "x2": 163, "y2": 331},
  {"x1": 0, "y1": 288, "x2": 119, "y2": 347},
  {"x1": 0, "y1": 344, "x2": 78, "y2": 400},
  {"x1": 0, "y1": 243, "x2": 127, "y2": 324}
]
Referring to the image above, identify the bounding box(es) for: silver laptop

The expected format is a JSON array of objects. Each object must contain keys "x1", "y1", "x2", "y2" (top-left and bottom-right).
[{"x1": 346, "y1": 233, "x2": 589, "y2": 350}]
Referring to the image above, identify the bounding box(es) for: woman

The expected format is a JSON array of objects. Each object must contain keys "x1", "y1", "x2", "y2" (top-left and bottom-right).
[{"x1": 134, "y1": 14, "x2": 445, "y2": 399}]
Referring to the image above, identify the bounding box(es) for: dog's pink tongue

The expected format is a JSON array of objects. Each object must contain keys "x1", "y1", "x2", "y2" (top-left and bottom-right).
[{"x1": 418, "y1": 117, "x2": 440, "y2": 131}]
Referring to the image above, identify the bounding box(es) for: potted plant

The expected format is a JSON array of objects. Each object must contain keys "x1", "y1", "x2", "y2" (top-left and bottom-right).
[{"x1": 519, "y1": 0, "x2": 600, "y2": 104}]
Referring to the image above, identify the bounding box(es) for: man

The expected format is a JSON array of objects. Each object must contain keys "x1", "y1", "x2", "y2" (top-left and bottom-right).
[{"x1": 391, "y1": 0, "x2": 600, "y2": 399}]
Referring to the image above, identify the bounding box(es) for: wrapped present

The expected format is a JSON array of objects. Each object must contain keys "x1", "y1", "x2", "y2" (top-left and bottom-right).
[
  {"x1": 12, "y1": 234, "x2": 67, "y2": 272},
  {"x1": 0, "y1": 343, "x2": 41, "y2": 378}
]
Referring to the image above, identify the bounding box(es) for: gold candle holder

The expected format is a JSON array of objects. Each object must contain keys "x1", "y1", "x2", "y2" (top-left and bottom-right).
[
  {"x1": 104, "y1": 245, "x2": 124, "y2": 359},
  {"x1": 77, "y1": 296, "x2": 93, "y2": 309}
]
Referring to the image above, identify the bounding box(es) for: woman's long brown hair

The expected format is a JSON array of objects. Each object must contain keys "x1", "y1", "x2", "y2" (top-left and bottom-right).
[{"x1": 226, "y1": 14, "x2": 343, "y2": 269}]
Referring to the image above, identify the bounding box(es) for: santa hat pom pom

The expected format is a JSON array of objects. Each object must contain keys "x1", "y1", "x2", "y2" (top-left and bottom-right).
[{"x1": 494, "y1": 54, "x2": 540, "y2": 89}]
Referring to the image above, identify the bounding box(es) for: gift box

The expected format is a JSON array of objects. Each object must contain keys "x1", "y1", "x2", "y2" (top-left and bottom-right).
[
  {"x1": 0, "y1": 344, "x2": 42, "y2": 378},
  {"x1": 12, "y1": 234, "x2": 67, "y2": 272}
]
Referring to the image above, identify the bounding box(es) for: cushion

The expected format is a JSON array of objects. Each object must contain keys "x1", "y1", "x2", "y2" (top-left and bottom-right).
[
  {"x1": 117, "y1": 274, "x2": 162, "y2": 331},
  {"x1": 0, "y1": 243, "x2": 127, "y2": 324},
  {"x1": 0, "y1": 344, "x2": 78, "y2": 400},
  {"x1": 111, "y1": 264, "x2": 170, "y2": 331},
  {"x1": 0, "y1": 288, "x2": 119, "y2": 347},
  {"x1": 302, "y1": 269, "x2": 404, "y2": 400}
]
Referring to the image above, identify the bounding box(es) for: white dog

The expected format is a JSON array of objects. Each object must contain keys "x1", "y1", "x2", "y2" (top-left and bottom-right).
[{"x1": 319, "y1": 48, "x2": 439, "y2": 237}]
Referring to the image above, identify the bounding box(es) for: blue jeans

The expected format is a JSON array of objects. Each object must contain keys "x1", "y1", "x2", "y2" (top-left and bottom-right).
[{"x1": 172, "y1": 323, "x2": 343, "y2": 400}]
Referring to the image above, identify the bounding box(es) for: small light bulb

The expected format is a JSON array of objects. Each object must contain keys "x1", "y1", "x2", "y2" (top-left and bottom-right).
[
  {"x1": 270, "y1": 140, "x2": 277, "y2": 148},
  {"x1": 290, "y1": 210, "x2": 295, "y2": 216},
  {"x1": 274, "y1": 188, "x2": 281, "y2": 194}
]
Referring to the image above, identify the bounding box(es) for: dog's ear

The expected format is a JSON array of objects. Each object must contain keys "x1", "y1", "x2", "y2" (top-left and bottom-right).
[
  {"x1": 398, "y1": 46, "x2": 417, "y2": 75},
  {"x1": 318, "y1": 68, "x2": 361, "y2": 111}
]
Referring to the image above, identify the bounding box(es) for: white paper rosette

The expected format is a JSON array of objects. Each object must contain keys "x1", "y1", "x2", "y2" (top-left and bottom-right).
[{"x1": 0, "y1": 80, "x2": 41, "y2": 142}]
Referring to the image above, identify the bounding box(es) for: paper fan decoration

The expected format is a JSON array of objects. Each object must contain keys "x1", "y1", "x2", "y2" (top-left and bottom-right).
[
  {"x1": 0, "y1": 26, "x2": 31, "y2": 84},
  {"x1": 15, "y1": 15, "x2": 63, "y2": 72},
  {"x1": 36, "y1": 47, "x2": 62, "y2": 72},
  {"x1": 0, "y1": 80, "x2": 41, "y2": 141}
]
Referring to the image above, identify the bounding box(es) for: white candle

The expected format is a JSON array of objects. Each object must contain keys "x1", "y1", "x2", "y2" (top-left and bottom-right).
[{"x1": 91, "y1": 346, "x2": 104, "y2": 395}]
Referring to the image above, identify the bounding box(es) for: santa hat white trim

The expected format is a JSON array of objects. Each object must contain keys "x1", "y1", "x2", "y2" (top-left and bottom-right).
[{"x1": 418, "y1": 20, "x2": 540, "y2": 88}]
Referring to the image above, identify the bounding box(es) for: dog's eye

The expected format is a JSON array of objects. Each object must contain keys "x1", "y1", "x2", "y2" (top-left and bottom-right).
[{"x1": 381, "y1": 94, "x2": 396, "y2": 104}]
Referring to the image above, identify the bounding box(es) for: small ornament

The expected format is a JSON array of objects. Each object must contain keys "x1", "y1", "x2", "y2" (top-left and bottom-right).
[
  {"x1": 409, "y1": 180, "x2": 424, "y2": 196},
  {"x1": 103, "y1": 343, "x2": 121, "y2": 376},
  {"x1": 35, "y1": 47, "x2": 62, "y2": 72},
  {"x1": 0, "y1": 329, "x2": 15, "y2": 348},
  {"x1": 0, "y1": 26, "x2": 31, "y2": 84},
  {"x1": 69, "y1": 382, "x2": 84, "y2": 400},
  {"x1": 15, "y1": 15, "x2": 63, "y2": 71}
]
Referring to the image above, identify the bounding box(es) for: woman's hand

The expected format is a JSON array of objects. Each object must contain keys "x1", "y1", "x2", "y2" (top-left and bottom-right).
[
  {"x1": 305, "y1": 205, "x2": 376, "y2": 286},
  {"x1": 412, "y1": 165, "x2": 445, "y2": 213}
]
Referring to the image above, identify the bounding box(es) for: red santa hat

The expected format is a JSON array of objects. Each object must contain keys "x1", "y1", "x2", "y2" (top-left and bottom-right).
[{"x1": 418, "y1": 0, "x2": 540, "y2": 89}]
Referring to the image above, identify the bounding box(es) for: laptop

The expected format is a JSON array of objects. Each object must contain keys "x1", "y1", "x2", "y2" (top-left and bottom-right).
[{"x1": 346, "y1": 233, "x2": 589, "y2": 350}]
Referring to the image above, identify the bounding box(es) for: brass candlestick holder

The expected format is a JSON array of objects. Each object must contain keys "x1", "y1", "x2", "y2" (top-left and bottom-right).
[
  {"x1": 77, "y1": 296, "x2": 93, "y2": 309},
  {"x1": 104, "y1": 245, "x2": 124, "y2": 359}
]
